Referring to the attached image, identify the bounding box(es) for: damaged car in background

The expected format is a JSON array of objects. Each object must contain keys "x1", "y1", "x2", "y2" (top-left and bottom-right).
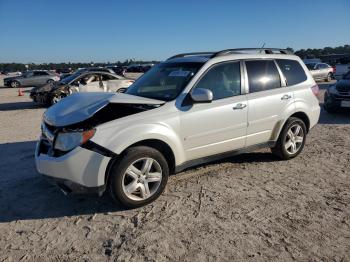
[{"x1": 30, "y1": 71, "x2": 134, "y2": 105}]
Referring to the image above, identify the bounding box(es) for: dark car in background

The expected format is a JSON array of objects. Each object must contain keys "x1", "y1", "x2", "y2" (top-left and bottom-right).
[
  {"x1": 4, "y1": 70, "x2": 60, "y2": 88},
  {"x1": 126, "y1": 64, "x2": 153, "y2": 73},
  {"x1": 324, "y1": 71, "x2": 350, "y2": 113}
]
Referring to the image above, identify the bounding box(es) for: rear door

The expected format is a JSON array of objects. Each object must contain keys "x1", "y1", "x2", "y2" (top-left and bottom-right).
[
  {"x1": 313, "y1": 64, "x2": 323, "y2": 79},
  {"x1": 35, "y1": 71, "x2": 50, "y2": 85},
  {"x1": 244, "y1": 59, "x2": 295, "y2": 146}
]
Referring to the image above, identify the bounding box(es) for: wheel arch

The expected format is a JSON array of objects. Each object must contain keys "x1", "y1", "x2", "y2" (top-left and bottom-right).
[
  {"x1": 271, "y1": 111, "x2": 311, "y2": 141},
  {"x1": 104, "y1": 138, "x2": 177, "y2": 185}
]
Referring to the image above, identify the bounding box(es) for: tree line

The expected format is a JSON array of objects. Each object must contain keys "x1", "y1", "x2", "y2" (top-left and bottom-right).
[
  {"x1": 1, "y1": 45, "x2": 349, "y2": 72},
  {"x1": 0, "y1": 59, "x2": 160, "y2": 72}
]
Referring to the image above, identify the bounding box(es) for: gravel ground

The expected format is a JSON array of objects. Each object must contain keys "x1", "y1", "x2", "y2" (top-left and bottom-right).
[{"x1": 0, "y1": 81, "x2": 349, "y2": 261}]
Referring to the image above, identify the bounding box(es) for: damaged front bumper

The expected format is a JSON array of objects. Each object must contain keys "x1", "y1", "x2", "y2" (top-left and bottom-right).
[
  {"x1": 35, "y1": 138, "x2": 111, "y2": 195},
  {"x1": 30, "y1": 92, "x2": 51, "y2": 104}
]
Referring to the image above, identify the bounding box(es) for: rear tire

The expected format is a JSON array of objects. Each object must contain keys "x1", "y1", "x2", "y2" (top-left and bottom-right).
[
  {"x1": 326, "y1": 73, "x2": 332, "y2": 82},
  {"x1": 271, "y1": 117, "x2": 307, "y2": 160},
  {"x1": 10, "y1": 80, "x2": 20, "y2": 88},
  {"x1": 109, "y1": 146, "x2": 169, "y2": 208},
  {"x1": 47, "y1": 79, "x2": 54, "y2": 84}
]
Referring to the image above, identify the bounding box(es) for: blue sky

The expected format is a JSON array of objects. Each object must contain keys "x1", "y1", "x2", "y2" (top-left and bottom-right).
[{"x1": 0, "y1": 0, "x2": 349, "y2": 63}]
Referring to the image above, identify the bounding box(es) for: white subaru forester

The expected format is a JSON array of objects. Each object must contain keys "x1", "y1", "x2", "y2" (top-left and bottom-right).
[{"x1": 35, "y1": 48, "x2": 320, "y2": 208}]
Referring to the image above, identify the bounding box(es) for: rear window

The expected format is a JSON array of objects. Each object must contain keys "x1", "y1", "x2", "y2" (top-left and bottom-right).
[{"x1": 276, "y1": 59, "x2": 307, "y2": 86}]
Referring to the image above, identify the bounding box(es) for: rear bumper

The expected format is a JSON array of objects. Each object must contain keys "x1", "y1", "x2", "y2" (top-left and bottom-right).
[
  {"x1": 309, "y1": 104, "x2": 321, "y2": 129},
  {"x1": 35, "y1": 139, "x2": 111, "y2": 194}
]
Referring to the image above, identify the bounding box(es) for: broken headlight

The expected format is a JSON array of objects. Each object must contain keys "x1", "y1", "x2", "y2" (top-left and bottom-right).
[{"x1": 54, "y1": 129, "x2": 95, "y2": 152}]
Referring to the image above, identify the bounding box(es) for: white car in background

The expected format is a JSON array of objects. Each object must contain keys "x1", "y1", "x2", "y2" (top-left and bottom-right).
[{"x1": 305, "y1": 62, "x2": 334, "y2": 82}]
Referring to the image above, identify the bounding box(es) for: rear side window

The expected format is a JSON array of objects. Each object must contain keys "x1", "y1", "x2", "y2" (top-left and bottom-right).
[
  {"x1": 245, "y1": 60, "x2": 281, "y2": 93},
  {"x1": 276, "y1": 59, "x2": 307, "y2": 86}
]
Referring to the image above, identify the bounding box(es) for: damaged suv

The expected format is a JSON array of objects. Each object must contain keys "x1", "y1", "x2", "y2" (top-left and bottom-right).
[{"x1": 36, "y1": 48, "x2": 320, "y2": 207}]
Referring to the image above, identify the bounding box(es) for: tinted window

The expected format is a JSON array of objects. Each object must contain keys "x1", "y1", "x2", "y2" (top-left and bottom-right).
[
  {"x1": 245, "y1": 60, "x2": 281, "y2": 93},
  {"x1": 34, "y1": 71, "x2": 48, "y2": 76},
  {"x1": 276, "y1": 59, "x2": 307, "y2": 86},
  {"x1": 306, "y1": 63, "x2": 316, "y2": 70}
]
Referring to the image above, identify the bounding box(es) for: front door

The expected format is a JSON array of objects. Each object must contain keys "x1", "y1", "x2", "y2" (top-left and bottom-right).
[{"x1": 179, "y1": 61, "x2": 248, "y2": 161}]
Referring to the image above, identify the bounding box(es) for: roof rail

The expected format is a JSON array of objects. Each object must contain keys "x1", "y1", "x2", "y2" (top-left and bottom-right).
[
  {"x1": 211, "y1": 48, "x2": 293, "y2": 57},
  {"x1": 167, "y1": 52, "x2": 215, "y2": 60},
  {"x1": 167, "y1": 48, "x2": 293, "y2": 61}
]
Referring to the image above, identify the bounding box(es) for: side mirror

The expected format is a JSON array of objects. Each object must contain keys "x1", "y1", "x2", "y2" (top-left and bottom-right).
[{"x1": 190, "y1": 88, "x2": 213, "y2": 103}]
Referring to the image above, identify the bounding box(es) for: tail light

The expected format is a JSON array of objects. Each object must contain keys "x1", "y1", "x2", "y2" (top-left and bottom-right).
[
  {"x1": 311, "y1": 84, "x2": 320, "y2": 96},
  {"x1": 332, "y1": 66, "x2": 336, "y2": 74}
]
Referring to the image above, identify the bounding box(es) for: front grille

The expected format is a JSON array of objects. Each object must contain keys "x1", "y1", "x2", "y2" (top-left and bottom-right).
[{"x1": 336, "y1": 86, "x2": 350, "y2": 93}]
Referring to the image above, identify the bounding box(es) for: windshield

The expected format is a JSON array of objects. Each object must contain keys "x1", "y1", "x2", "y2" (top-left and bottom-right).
[
  {"x1": 305, "y1": 63, "x2": 316, "y2": 70},
  {"x1": 126, "y1": 62, "x2": 204, "y2": 101},
  {"x1": 60, "y1": 71, "x2": 82, "y2": 84}
]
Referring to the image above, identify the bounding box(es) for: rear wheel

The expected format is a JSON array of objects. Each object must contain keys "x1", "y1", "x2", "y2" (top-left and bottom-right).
[
  {"x1": 109, "y1": 146, "x2": 169, "y2": 208},
  {"x1": 10, "y1": 80, "x2": 20, "y2": 88},
  {"x1": 47, "y1": 79, "x2": 54, "y2": 84},
  {"x1": 326, "y1": 73, "x2": 332, "y2": 82},
  {"x1": 271, "y1": 117, "x2": 307, "y2": 160}
]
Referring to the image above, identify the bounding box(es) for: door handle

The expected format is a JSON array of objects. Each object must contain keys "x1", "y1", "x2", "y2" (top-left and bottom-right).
[
  {"x1": 233, "y1": 103, "x2": 247, "y2": 110},
  {"x1": 281, "y1": 94, "x2": 292, "y2": 100}
]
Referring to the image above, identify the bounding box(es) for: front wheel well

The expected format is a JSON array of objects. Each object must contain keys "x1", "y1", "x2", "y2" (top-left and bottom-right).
[{"x1": 105, "y1": 139, "x2": 176, "y2": 185}]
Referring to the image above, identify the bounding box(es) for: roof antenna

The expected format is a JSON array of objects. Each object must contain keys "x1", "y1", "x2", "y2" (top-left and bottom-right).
[{"x1": 260, "y1": 43, "x2": 265, "y2": 53}]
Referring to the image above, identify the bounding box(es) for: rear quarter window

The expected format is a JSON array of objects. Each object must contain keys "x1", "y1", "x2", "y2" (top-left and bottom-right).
[{"x1": 276, "y1": 59, "x2": 307, "y2": 86}]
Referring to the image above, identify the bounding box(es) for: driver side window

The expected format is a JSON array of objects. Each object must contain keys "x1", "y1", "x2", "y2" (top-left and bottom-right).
[{"x1": 194, "y1": 62, "x2": 241, "y2": 100}]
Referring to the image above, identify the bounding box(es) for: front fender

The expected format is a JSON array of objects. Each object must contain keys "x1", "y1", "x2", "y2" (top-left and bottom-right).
[{"x1": 92, "y1": 123, "x2": 185, "y2": 166}]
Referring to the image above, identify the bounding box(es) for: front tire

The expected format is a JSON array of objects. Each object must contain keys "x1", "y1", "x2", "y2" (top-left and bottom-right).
[
  {"x1": 10, "y1": 80, "x2": 20, "y2": 88},
  {"x1": 109, "y1": 146, "x2": 169, "y2": 208},
  {"x1": 271, "y1": 117, "x2": 307, "y2": 160}
]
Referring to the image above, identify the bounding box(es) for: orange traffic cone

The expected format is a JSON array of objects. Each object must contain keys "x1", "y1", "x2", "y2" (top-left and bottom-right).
[{"x1": 18, "y1": 88, "x2": 24, "y2": 96}]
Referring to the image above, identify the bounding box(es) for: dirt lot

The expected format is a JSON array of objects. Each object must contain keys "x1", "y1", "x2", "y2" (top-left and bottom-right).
[{"x1": 0, "y1": 80, "x2": 349, "y2": 261}]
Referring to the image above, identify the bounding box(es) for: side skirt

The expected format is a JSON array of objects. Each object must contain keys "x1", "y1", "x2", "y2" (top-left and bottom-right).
[{"x1": 174, "y1": 141, "x2": 276, "y2": 173}]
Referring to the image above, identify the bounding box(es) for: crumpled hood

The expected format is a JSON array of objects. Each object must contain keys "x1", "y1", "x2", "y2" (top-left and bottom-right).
[
  {"x1": 43, "y1": 92, "x2": 165, "y2": 127},
  {"x1": 31, "y1": 82, "x2": 59, "y2": 94}
]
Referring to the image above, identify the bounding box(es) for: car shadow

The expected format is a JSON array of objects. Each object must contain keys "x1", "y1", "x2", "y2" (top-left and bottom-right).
[
  {"x1": 0, "y1": 101, "x2": 43, "y2": 111},
  {"x1": 1, "y1": 141, "x2": 281, "y2": 222},
  {"x1": 0, "y1": 141, "x2": 123, "y2": 223}
]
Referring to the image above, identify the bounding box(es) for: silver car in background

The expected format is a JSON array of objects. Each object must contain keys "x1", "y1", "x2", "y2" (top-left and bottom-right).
[
  {"x1": 4, "y1": 70, "x2": 60, "y2": 88},
  {"x1": 305, "y1": 62, "x2": 334, "y2": 82}
]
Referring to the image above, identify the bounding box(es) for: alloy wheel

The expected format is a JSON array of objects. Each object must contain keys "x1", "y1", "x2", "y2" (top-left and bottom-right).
[
  {"x1": 11, "y1": 81, "x2": 19, "y2": 88},
  {"x1": 122, "y1": 157, "x2": 162, "y2": 201},
  {"x1": 284, "y1": 124, "x2": 304, "y2": 155}
]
